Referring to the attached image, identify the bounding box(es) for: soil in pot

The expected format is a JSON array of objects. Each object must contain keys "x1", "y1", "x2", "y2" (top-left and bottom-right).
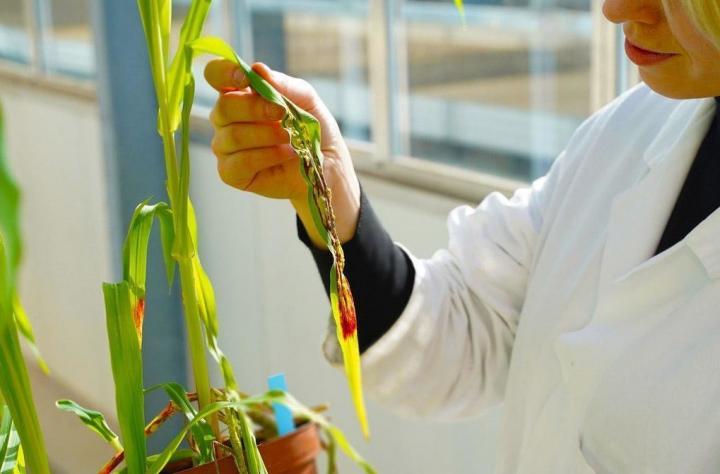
[{"x1": 162, "y1": 423, "x2": 321, "y2": 474}]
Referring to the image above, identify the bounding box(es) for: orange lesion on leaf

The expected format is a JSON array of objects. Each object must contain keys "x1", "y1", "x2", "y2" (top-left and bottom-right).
[
  {"x1": 133, "y1": 297, "x2": 145, "y2": 344},
  {"x1": 337, "y1": 274, "x2": 357, "y2": 340}
]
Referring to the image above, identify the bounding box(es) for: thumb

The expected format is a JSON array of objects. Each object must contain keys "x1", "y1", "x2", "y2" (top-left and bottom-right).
[{"x1": 251, "y1": 62, "x2": 318, "y2": 112}]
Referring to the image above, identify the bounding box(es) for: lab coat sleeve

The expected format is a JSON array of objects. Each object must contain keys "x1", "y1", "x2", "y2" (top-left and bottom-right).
[
  {"x1": 320, "y1": 168, "x2": 563, "y2": 421},
  {"x1": 321, "y1": 104, "x2": 607, "y2": 420}
]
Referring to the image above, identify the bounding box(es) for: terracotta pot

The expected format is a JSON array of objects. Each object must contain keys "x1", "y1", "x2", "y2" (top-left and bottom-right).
[{"x1": 163, "y1": 423, "x2": 321, "y2": 474}]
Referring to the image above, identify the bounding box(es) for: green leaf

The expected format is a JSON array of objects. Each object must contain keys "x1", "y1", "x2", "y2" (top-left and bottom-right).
[
  {"x1": 0, "y1": 405, "x2": 20, "y2": 474},
  {"x1": 166, "y1": 0, "x2": 212, "y2": 131},
  {"x1": 0, "y1": 103, "x2": 49, "y2": 375},
  {"x1": 144, "y1": 383, "x2": 214, "y2": 464},
  {"x1": 159, "y1": 0, "x2": 171, "y2": 64},
  {"x1": 12, "y1": 293, "x2": 48, "y2": 374},
  {"x1": 0, "y1": 103, "x2": 21, "y2": 297},
  {"x1": 145, "y1": 448, "x2": 195, "y2": 468},
  {"x1": 146, "y1": 394, "x2": 285, "y2": 474},
  {"x1": 171, "y1": 65, "x2": 195, "y2": 261},
  {"x1": 282, "y1": 394, "x2": 376, "y2": 474},
  {"x1": 55, "y1": 399, "x2": 122, "y2": 452},
  {"x1": 187, "y1": 199, "x2": 240, "y2": 399},
  {"x1": 0, "y1": 407, "x2": 11, "y2": 464},
  {"x1": 147, "y1": 391, "x2": 376, "y2": 474},
  {"x1": 236, "y1": 408, "x2": 266, "y2": 474},
  {"x1": 0, "y1": 238, "x2": 49, "y2": 474},
  {"x1": 103, "y1": 281, "x2": 146, "y2": 474},
  {"x1": 123, "y1": 200, "x2": 175, "y2": 297},
  {"x1": 189, "y1": 37, "x2": 285, "y2": 109},
  {"x1": 156, "y1": 204, "x2": 176, "y2": 290},
  {"x1": 121, "y1": 200, "x2": 176, "y2": 345}
]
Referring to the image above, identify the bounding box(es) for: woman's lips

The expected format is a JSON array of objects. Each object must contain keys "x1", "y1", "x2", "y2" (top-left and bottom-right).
[{"x1": 624, "y1": 38, "x2": 678, "y2": 66}]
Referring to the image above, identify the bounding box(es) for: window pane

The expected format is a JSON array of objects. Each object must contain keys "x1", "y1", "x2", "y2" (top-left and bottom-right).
[
  {"x1": 248, "y1": 0, "x2": 371, "y2": 142},
  {"x1": 44, "y1": 0, "x2": 95, "y2": 78},
  {"x1": 400, "y1": 0, "x2": 592, "y2": 182},
  {"x1": 0, "y1": 0, "x2": 30, "y2": 64}
]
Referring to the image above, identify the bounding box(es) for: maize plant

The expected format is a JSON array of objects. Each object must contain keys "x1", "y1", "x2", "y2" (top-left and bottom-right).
[
  {"x1": 54, "y1": 0, "x2": 377, "y2": 472},
  {"x1": 189, "y1": 35, "x2": 370, "y2": 439},
  {"x1": 0, "y1": 102, "x2": 50, "y2": 473}
]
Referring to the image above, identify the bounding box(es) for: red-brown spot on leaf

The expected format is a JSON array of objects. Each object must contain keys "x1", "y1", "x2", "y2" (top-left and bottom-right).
[
  {"x1": 338, "y1": 277, "x2": 357, "y2": 340},
  {"x1": 133, "y1": 298, "x2": 145, "y2": 343}
]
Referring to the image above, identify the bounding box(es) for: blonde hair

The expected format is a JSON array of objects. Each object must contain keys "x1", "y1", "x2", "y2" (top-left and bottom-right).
[{"x1": 684, "y1": 0, "x2": 720, "y2": 48}]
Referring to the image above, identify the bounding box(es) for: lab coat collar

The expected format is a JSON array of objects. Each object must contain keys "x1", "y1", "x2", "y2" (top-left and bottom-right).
[
  {"x1": 600, "y1": 96, "x2": 719, "y2": 293},
  {"x1": 641, "y1": 96, "x2": 716, "y2": 169},
  {"x1": 686, "y1": 210, "x2": 720, "y2": 279}
]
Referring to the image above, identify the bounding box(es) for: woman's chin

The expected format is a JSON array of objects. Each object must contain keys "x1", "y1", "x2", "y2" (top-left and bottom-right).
[{"x1": 639, "y1": 67, "x2": 720, "y2": 99}]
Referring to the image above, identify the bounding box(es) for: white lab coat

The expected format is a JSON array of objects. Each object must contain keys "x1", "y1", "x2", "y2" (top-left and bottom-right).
[{"x1": 327, "y1": 82, "x2": 720, "y2": 473}]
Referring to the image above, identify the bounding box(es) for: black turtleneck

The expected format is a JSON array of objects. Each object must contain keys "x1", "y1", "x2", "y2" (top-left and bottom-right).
[
  {"x1": 655, "y1": 97, "x2": 720, "y2": 255},
  {"x1": 298, "y1": 97, "x2": 720, "y2": 354},
  {"x1": 296, "y1": 183, "x2": 415, "y2": 353}
]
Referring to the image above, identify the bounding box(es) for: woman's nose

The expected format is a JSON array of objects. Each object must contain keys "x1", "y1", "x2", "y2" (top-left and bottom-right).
[{"x1": 602, "y1": 0, "x2": 663, "y2": 25}]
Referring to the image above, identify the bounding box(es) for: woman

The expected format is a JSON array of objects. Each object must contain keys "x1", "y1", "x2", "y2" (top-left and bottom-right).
[{"x1": 205, "y1": 0, "x2": 720, "y2": 472}]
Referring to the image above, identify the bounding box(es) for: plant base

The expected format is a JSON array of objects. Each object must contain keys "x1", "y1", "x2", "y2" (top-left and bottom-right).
[{"x1": 164, "y1": 423, "x2": 321, "y2": 474}]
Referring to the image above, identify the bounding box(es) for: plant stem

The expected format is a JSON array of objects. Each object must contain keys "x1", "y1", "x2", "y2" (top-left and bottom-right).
[
  {"x1": 152, "y1": 54, "x2": 217, "y2": 443},
  {"x1": 177, "y1": 257, "x2": 220, "y2": 440},
  {"x1": 158, "y1": 107, "x2": 180, "y2": 214}
]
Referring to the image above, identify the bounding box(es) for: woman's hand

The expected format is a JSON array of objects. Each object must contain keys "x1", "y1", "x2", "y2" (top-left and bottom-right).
[{"x1": 204, "y1": 60, "x2": 361, "y2": 249}]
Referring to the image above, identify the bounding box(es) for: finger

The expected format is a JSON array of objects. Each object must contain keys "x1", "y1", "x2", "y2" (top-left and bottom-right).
[
  {"x1": 204, "y1": 59, "x2": 249, "y2": 93},
  {"x1": 211, "y1": 122, "x2": 290, "y2": 155},
  {"x1": 217, "y1": 144, "x2": 298, "y2": 190},
  {"x1": 210, "y1": 90, "x2": 286, "y2": 126}
]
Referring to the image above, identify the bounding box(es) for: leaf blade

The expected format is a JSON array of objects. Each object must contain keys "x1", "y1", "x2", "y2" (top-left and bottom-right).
[
  {"x1": 122, "y1": 200, "x2": 176, "y2": 344},
  {"x1": 0, "y1": 238, "x2": 49, "y2": 474},
  {"x1": 55, "y1": 399, "x2": 122, "y2": 452},
  {"x1": 0, "y1": 408, "x2": 20, "y2": 474},
  {"x1": 144, "y1": 383, "x2": 214, "y2": 464},
  {"x1": 12, "y1": 293, "x2": 48, "y2": 374},
  {"x1": 0, "y1": 103, "x2": 21, "y2": 295},
  {"x1": 103, "y1": 281, "x2": 146, "y2": 473}
]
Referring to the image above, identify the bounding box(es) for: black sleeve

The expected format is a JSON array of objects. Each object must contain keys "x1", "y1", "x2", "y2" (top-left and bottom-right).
[{"x1": 296, "y1": 182, "x2": 416, "y2": 353}]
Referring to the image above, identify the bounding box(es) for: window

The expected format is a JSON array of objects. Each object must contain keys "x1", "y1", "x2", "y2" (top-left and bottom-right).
[
  {"x1": 0, "y1": 0, "x2": 636, "y2": 191},
  {"x1": 399, "y1": 0, "x2": 593, "y2": 181},
  {"x1": 0, "y1": 0, "x2": 95, "y2": 78},
  {"x1": 231, "y1": 0, "x2": 625, "y2": 187},
  {"x1": 43, "y1": 0, "x2": 95, "y2": 78},
  {"x1": 242, "y1": 0, "x2": 372, "y2": 143},
  {"x1": 173, "y1": 0, "x2": 228, "y2": 100},
  {"x1": 0, "y1": 0, "x2": 31, "y2": 64}
]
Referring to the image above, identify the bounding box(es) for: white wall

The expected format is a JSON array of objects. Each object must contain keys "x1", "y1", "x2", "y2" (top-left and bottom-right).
[{"x1": 1, "y1": 76, "x2": 503, "y2": 472}]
